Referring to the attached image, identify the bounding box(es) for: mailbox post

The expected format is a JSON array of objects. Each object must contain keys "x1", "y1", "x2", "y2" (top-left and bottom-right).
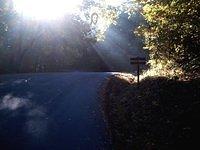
[{"x1": 130, "y1": 57, "x2": 146, "y2": 84}]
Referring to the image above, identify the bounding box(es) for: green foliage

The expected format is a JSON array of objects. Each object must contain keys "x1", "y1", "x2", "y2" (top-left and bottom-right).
[
  {"x1": 135, "y1": 0, "x2": 200, "y2": 78},
  {"x1": 82, "y1": 0, "x2": 140, "y2": 40}
]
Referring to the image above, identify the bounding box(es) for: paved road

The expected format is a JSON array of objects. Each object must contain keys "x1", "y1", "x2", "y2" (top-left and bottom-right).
[{"x1": 0, "y1": 72, "x2": 112, "y2": 150}]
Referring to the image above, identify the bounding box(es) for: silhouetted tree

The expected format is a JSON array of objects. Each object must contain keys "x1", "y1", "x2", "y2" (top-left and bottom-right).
[{"x1": 0, "y1": 1, "x2": 108, "y2": 74}]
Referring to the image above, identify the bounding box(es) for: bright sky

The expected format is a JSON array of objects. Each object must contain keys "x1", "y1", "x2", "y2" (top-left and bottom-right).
[
  {"x1": 105, "y1": 0, "x2": 126, "y2": 6},
  {"x1": 12, "y1": 0, "x2": 126, "y2": 20},
  {"x1": 12, "y1": 0, "x2": 83, "y2": 20}
]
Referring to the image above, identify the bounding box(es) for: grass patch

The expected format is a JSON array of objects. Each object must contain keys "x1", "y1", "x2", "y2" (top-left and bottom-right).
[{"x1": 102, "y1": 75, "x2": 200, "y2": 150}]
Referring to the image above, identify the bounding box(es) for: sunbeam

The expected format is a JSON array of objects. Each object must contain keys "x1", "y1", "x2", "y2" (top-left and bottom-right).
[{"x1": 12, "y1": 0, "x2": 83, "y2": 20}]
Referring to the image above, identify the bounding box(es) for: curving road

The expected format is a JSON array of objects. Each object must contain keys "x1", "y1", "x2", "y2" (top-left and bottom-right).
[{"x1": 0, "y1": 72, "x2": 112, "y2": 150}]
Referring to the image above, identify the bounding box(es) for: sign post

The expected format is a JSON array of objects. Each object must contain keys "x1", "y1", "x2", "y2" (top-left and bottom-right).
[{"x1": 130, "y1": 57, "x2": 146, "y2": 85}]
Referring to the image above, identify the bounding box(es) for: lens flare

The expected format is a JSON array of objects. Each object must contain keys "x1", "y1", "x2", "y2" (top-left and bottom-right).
[{"x1": 13, "y1": 0, "x2": 83, "y2": 20}]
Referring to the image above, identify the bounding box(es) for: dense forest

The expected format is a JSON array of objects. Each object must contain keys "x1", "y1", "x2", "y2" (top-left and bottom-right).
[
  {"x1": 0, "y1": 0, "x2": 200, "y2": 78},
  {"x1": 0, "y1": 15, "x2": 109, "y2": 73},
  {"x1": 0, "y1": 0, "x2": 111, "y2": 74}
]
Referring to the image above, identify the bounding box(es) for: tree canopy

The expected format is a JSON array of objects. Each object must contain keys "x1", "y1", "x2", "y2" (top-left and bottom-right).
[{"x1": 135, "y1": 0, "x2": 200, "y2": 78}]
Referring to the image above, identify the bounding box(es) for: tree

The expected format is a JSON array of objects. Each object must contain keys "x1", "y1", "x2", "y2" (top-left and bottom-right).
[
  {"x1": 0, "y1": 2, "x2": 108, "y2": 74},
  {"x1": 0, "y1": 0, "x2": 16, "y2": 73},
  {"x1": 0, "y1": 0, "x2": 112, "y2": 74},
  {"x1": 135, "y1": 0, "x2": 200, "y2": 78}
]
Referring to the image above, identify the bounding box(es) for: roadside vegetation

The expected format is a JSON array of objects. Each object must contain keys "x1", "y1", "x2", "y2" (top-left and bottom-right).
[
  {"x1": 102, "y1": 0, "x2": 200, "y2": 148},
  {"x1": 103, "y1": 74, "x2": 200, "y2": 149},
  {"x1": 135, "y1": 0, "x2": 199, "y2": 78}
]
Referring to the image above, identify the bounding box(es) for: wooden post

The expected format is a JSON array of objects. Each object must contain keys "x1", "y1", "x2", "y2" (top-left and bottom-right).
[
  {"x1": 137, "y1": 63, "x2": 140, "y2": 85},
  {"x1": 130, "y1": 57, "x2": 146, "y2": 85}
]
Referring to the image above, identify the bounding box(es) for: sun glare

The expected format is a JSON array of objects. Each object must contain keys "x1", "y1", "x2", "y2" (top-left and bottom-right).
[
  {"x1": 13, "y1": 0, "x2": 83, "y2": 20},
  {"x1": 105, "y1": 0, "x2": 126, "y2": 6}
]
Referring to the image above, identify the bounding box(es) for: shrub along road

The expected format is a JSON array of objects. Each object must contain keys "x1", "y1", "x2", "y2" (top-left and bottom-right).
[{"x1": 102, "y1": 75, "x2": 200, "y2": 150}]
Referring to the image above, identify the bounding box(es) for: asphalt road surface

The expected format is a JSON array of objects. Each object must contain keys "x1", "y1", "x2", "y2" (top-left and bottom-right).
[{"x1": 0, "y1": 72, "x2": 112, "y2": 150}]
